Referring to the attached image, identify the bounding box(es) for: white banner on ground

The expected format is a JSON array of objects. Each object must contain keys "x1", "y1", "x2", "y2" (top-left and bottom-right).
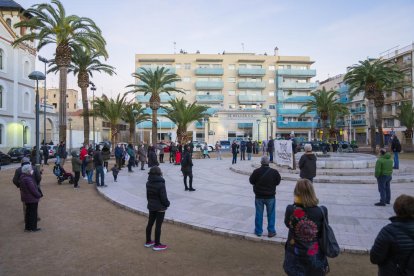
[{"x1": 275, "y1": 140, "x2": 293, "y2": 168}]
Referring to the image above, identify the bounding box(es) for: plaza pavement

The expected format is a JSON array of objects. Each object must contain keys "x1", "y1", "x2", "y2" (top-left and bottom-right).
[{"x1": 96, "y1": 156, "x2": 414, "y2": 253}]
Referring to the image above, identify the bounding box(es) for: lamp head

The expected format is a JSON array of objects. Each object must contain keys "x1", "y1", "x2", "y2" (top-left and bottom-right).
[
  {"x1": 132, "y1": 109, "x2": 138, "y2": 115},
  {"x1": 38, "y1": 56, "x2": 49, "y2": 63},
  {"x1": 28, "y1": 71, "x2": 46, "y2": 81}
]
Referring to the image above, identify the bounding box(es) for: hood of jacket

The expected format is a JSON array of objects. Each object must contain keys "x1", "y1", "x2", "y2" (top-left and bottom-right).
[
  {"x1": 383, "y1": 152, "x2": 391, "y2": 159},
  {"x1": 147, "y1": 174, "x2": 165, "y2": 183},
  {"x1": 304, "y1": 153, "x2": 317, "y2": 160}
]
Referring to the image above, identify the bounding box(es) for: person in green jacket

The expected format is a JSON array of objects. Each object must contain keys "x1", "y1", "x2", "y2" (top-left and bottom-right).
[{"x1": 374, "y1": 149, "x2": 393, "y2": 206}]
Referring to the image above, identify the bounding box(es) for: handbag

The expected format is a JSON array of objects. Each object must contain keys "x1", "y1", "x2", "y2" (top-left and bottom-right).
[{"x1": 319, "y1": 206, "x2": 340, "y2": 258}]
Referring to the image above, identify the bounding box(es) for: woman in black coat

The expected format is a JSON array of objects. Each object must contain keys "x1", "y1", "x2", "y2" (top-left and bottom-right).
[
  {"x1": 147, "y1": 146, "x2": 159, "y2": 168},
  {"x1": 145, "y1": 166, "x2": 170, "y2": 251},
  {"x1": 370, "y1": 194, "x2": 414, "y2": 276}
]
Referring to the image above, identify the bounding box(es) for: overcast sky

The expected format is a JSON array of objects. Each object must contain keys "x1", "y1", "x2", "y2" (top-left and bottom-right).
[{"x1": 17, "y1": 0, "x2": 414, "y2": 98}]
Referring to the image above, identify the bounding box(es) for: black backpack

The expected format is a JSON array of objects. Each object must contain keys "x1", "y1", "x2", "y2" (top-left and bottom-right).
[{"x1": 395, "y1": 140, "x2": 402, "y2": 152}]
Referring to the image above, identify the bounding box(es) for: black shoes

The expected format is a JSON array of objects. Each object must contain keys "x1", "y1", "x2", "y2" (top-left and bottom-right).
[
  {"x1": 25, "y1": 228, "x2": 42, "y2": 232},
  {"x1": 185, "y1": 187, "x2": 189, "y2": 191},
  {"x1": 189, "y1": 188, "x2": 196, "y2": 191},
  {"x1": 375, "y1": 202, "x2": 386, "y2": 206}
]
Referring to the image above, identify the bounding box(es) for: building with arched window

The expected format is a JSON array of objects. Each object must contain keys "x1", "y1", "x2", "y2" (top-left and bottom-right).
[{"x1": 0, "y1": 1, "x2": 36, "y2": 152}]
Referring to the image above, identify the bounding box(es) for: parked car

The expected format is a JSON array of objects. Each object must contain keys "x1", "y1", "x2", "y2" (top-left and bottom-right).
[
  {"x1": 8, "y1": 147, "x2": 32, "y2": 163},
  {"x1": 194, "y1": 142, "x2": 214, "y2": 152},
  {"x1": 219, "y1": 140, "x2": 231, "y2": 150},
  {"x1": 0, "y1": 151, "x2": 12, "y2": 165}
]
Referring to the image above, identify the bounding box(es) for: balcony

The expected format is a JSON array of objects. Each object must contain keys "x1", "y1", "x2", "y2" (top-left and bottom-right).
[
  {"x1": 136, "y1": 67, "x2": 176, "y2": 74},
  {"x1": 277, "y1": 69, "x2": 316, "y2": 77},
  {"x1": 277, "y1": 121, "x2": 316, "y2": 128},
  {"x1": 352, "y1": 119, "x2": 366, "y2": 126},
  {"x1": 238, "y1": 68, "x2": 266, "y2": 76},
  {"x1": 136, "y1": 94, "x2": 175, "y2": 103},
  {"x1": 195, "y1": 81, "x2": 224, "y2": 90},
  {"x1": 238, "y1": 123, "x2": 253, "y2": 128},
  {"x1": 277, "y1": 109, "x2": 316, "y2": 115},
  {"x1": 350, "y1": 107, "x2": 366, "y2": 114},
  {"x1": 196, "y1": 94, "x2": 224, "y2": 103},
  {"x1": 143, "y1": 107, "x2": 168, "y2": 115},
  {"x1": 278, "y1": 82, "x2": 318, "y2": 90},
  {"x1": 136, "y1": 80, "x2": 175, "y2": 88},
  {"x1": 137, "y1": 121, "x2": 175, "y2": 129},
  {"x1": 195, "y1": 121, "x2": 205, "y2": 129},
  {"x1": 279, "y1": 96, "x2": 313, "y2": 103},
  {"x1": 195, "y1": 68, "x2": 224, "y2": 75},
  {"x1": 237, "y1": 82, "x2": 266, "y2": 89},
  {"x1": 238, "y1": 95, "x2": 266, "y2": 104},
  {"x1": 382, "y1": 110, "x2": 394, "y2": 117}
]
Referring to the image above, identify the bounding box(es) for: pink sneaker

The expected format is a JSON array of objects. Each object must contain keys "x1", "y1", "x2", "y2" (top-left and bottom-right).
[
  {"x1": 153, "y1": 244, "x2": 168, "y2": 251},
  {"x1": 144, "y1": 241, "x2": 155, "y2": 248}
]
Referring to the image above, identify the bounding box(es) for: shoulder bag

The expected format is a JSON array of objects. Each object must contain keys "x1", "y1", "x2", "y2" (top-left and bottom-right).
[{"x1": 319, "y1": 206, "x2": 340, "y2": 258}]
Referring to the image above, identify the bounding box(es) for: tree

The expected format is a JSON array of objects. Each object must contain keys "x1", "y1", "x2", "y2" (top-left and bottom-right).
[
  {"x1": 127, "y1": 67, "x2": 183, "y2": 146},
  {"x1": 395, "y1": 101, "x2": 414, "y2": 145},
  {"x1": 93, "y1": 94, "x2": 127, "y2": 146},
  {"x1": 13, "y1": 0, "x2": 107, "y2": 143},
  {"x1": 48, "y1": 46, "x2": 116, "y2": 145},
  {"x1": 300, "y1": 88, "x2": 345, "y2": 141},
  {"x1": 122, "y1": 102, "x2": 150, "y2": 144},
  {"x1": 163, "y1": 98, "x2": 209, "y2": 144},
  {"x1": 328, "y1": 105, "x2": 349, "y2": 141},
  {"x1": 344, "y1": 59, "x2": 404, "y2": 151}
]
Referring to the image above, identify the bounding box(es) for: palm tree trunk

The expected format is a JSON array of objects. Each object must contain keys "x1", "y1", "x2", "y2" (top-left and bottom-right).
[
  {"x1": 375, "y1": 106, "x2": 384, "y2": 148},
  {"x1": 152, "y1": 109, "x2": 158, "y2": 146},
  {"x1": 81, "y1": 86, "x2": 90, "y2": 145},
  {"x1": 58, "y1": 66, "x2": 68, "y2": 143},
  {"x1": 322, "y1": 120, "x2": 327, "y2": 141},
  {"x1": 129, "y1": 121, "x2": 135, "y2": 144},
  {"x1": 368, "y1": 99, "x2": 376, "y2": 153}
]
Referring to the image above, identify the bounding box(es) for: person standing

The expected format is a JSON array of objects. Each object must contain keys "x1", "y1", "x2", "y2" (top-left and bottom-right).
[
  {"x1": 148, "y1": 146, "x2": 159, "y2": 168},
  {"x1": 102, "y1": 145, "x2": 111, "y2": 171},
  {"x1": 283, "y1": 179, "x2": 329, "y2": 275},
  {"x1": 85, "y1": 154, "x2": 94, "y2": 184},
  {"x1": 203, "y1": 144, "x2": 210, "y2": 159},
  {"x1": 80, "y1": 145, "x2": 88, "y2": 178},
  {"x1": 42, "y1": 144, "x2": 49, "y2": 165},
  {"x1": 299, "y1": 144, "x2": 317, "y2": 182},
  {"x1": 93, "y1": 145, "x2": 106, "y2": 187},
  {"x1": 231, "y1": 140, "x2": 239, "y2": 164},
  {"x1": 145, "y1": 166, "x2": 170, "y2": 251},
  {"x1": 71, "y1": 151, "x2": 82, "y2": 189},
  {"x1": 391, "y1": 135, "x2": 401, "y2": 169},
  {"x1": 246, "y1": 139, "x2": 253, "y2": 160},
  {"x1": 215, "y1": 141, "x2": 222, "y2": 160},
  {"x1": 181, "y1": 145, "x2": 195, "y2": 191},
  {"x1": 20, "y1": 164, "x2": 42, "y2": 232},
  {"x1": 126, "y1": 144, "x2": 135, "y2": 173},
  {"x1": 138, "y1": 144, "x2": 147, "y2": 170},
  {"x1": 370, "y1": 194, "x2": 414, "y2": 276},
  {"x1": 189, "y1": 141, "x2": 194, "y2": 157},
  {"x1": 267, "y1": 137, "x2": 275, "y2": 163},
  {"x1": 249, "y1": 156, "x2": 281, "y2": 237},
  {"x1": 57, "y1": 141, "x2": 67, "y2": 167},
  {"x1": 169, "y1": 142, "x2": 176, "y2": 163},
  {"x1": 240, "y1": 141, "x2": 246, "y2": 161},
  {"x1": 114, "y1": 144, "x2": 123, "y2": 170},
  {"x1": 158, "y1": 144, "x2": 165, "y2": 163},
  {"x1": 111, "y1": 164, "x2": 120, "y2": 182},
  {"x1": 375, "y1": 149, "x2": 393, "y2": 206}
]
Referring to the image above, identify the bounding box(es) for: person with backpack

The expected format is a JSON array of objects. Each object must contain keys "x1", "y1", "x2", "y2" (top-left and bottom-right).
[
  {"x1": 391, "y1": 135, "x2": 401, "y2": 170},
  {"x1": 71, "y1": 151, "x2": 82, "y2": 189},
  {"x1": 370, "y1": 194, "x2": 414, "y2": 276}
]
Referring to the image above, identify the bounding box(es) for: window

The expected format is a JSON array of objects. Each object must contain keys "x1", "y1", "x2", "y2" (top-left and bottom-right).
[
  {"x1": 6, "y1": 18, "x2": 11, "y2": 27},
  {"x1": 269, "y1": 65, "x2": 275, "y2": 71},
  {"x1": 238, "y1": 64, "x2": 246, "y2": 68},
  {"x1": 74, "y1": 103, "x2": 76, "y2": 109},
  {"x1": 0, "y1": 124, "x2": 3, "y2": 144},
  {"x1": 24, "y1": 61, "x2": 30, "y2": 77},
  {"x1": 23, "y1": 126, "x2": 28, "y2": 145},
  {"x1": 229, "y1": 104, "x2": 236, "y2": 109},
  {"x1": 269, "y1": 92, "x2": 275, "y2": 97},
  {"x1": 269, "y1": 104, "x2": 275, "y2": 110},
  {"x1": 212, "y1": 64, "x2": 221, "y2": 68},
  {"x1": 0, "y1": 86, "x2": 2, "y2": 108},
  {"x1": 24, "y1": 92, "x2": 30, "y2": 112},
  {"x1": 228, "y1": 77, "x2": 236, "y2": 83},
  {"x1": 53, "y1": 103, "x2": 57, "y2": 109},
  {"x1": 183, "y1": 77, "x2": 191, "y2": 82},
  {"x1": 269, "y1": 79, "x2": 274, "y2": 84},
  {"x1": 228, "y1": 90, "x2": 235, "y2": 96},
  {"x1": 199, "y1": 64, "x2": 209, "y2": 68},
  {"x1": 228, "y1": 64, "x2": 235, "y2": 70},
  {"x1": 53, "y1": 94, "x2": 56, "y2": 98},
  {"x1": 184, "y1": 63, "x2": 191, "y2": 69},
  {"x1": 0, "y1": 49, "x2": 4, "y2": 70},
  {"x1": 175, "y1": 63, "x2": 181, "y2": 69}
]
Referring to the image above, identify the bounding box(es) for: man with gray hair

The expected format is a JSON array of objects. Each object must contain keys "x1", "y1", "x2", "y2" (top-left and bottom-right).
[
  {"x1": 298, "y1": 143, "x2": 317, "y2": 182},
  {"x1": 249, "y1": 156, "x2": 281, "y2": 237}
]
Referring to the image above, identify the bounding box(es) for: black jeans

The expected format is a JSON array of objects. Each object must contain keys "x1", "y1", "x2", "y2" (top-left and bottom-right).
[
  {"x1": 43, "y1": 154, "x2": 48, "y2": 165},
  {"x1": 240, "y1": 151, "x2": 245, "y2": 160},
  {"x1": 183, "y1": 171, "x2": 193, "y2": 189},
  {"x1": 146, "y1": 211, "x2": 165, "y2": 245},
  {"x1": 74, "y1": 171, "x2": 80, "y2": 187},
  {"x1": 159, "y1": 154, "x2": 164, "y2": 163},
  {"x1": 25, "y1": 202, "x2": 38, "y2": 230}
]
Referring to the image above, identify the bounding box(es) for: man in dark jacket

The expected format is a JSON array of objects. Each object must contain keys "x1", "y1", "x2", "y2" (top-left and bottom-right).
[
  {"x1": 267, "y1": 137, "x2": 275, "y2": 163},
  {"x1": 93, "y1": 145, "x2": 106, "y2": 187},
  {"x1": 240, "y1": 141, "x2": 246, "y2": 161},
  {"x1": 246, "y1": 139, "x2": 253, "y2": 160},
  {"x1": 370, "y1": 194, "x2": 414, "y2": 276},
  {"x1": 42, "y1": 145, "x2": 49, "y2": 165},
  {"x1": 57, "y1": 141, "x2": 67, "y2": 166},
  {"x1": 181, "y1": 145, "x2": 195, "y2": 191},
  {"x1": 298, "y1": 144, "x2": 317, "y2": 182},
  {"x1": 249, "y1": 156, "x2": 281, "y2": 237},
  {"x1": 391, "y1": 135, "x2": 401, "y2": 169},
  {"x1": 231, "y1": 141, "x2": 239, "y2": 164},
  {"x1": 114, "y1": 144, "x2": 123, "y2": 170}
]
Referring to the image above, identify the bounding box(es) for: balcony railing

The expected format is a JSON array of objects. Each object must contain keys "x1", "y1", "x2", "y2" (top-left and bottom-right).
[
  {"x1": 195, "y1": 81, "x2": 224, "y2": 90},
  {"x1": 277, "y1": 69, "x2": 316, "y2": 77},
  {"x1": 136, "y1": 80, "x2": 175, "y2": 88},
  {"x1": 238, "y1": 123, "x2": 253, "y2": 128},
  {"x1": 195, "y1": 121, "x2": 205, "y2": 129},
  {"x1": 350, "y1": 107, "x2": 366, "y2": 114},
  {"x1": 143, "y1": 107, "x2": 168, "y2": 115},
  {"x1": 196, "y1": 94, "x2": 224, "y2": 103},
  {"x1": 238, "y1": 68, "x2": 266, "y2": 76},
  {"x1": 277, "y1": 121, "x2": 316, "y2": 128},
  {"x1": 137, "y1": 121, "x2": 175, "y2": 129},
  {"x1": 238, "y1": 95, "x2": 266, "y2": 104},
  {"x1": 195, "y1": 68, "x2": 224, "y2": 75},
  {"x1": 278, "y1": 82, "x2": 318, "y2": 90},
  {"x1": 136, "y1": 67, "x2": 176, "y2": 74},
  {"x1": 277, "y1": 109, "x2": 316, "y2": 115},
  {"x1": 278, "y1": 96, "x2": 313, "y2": 102},
  {"x1": 137, "y1": 94, "x2": 175, "y2": 103},
  {"x1": 237, "y1": 81, "x2": 266, "y2": 89}
]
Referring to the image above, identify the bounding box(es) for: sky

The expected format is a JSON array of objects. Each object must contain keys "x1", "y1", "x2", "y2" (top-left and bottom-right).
[{"x1": 16, "y1": 0, "x2": 414, "y2": 99}]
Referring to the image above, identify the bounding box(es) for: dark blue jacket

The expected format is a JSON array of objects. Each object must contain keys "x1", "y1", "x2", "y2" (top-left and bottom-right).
[
  {"x1": 115, "y1": 146, "x2": 122, "y2": 158},
  {"x1": 146, "y1": 175, "x2": 170, "y2": 212}
]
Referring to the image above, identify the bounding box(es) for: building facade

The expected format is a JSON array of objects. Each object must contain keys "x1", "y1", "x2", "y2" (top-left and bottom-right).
[
  {"x1": 135, "y1": 49, "x2": 317, "y2": 143},
  {"x1": 45, "y1": 87, "x2": 80, "y2": 112},
  {"x1": 0, "y1": 1, "x2": 36, "y2": 152}
]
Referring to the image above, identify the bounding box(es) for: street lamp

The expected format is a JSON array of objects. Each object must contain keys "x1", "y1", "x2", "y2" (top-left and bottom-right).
[
  {"x1": 90, "y1": 82, "x2": 96, "y2": 146},
  {"x1": 256, "y1": 119, "x2": 261, "y2": 141},
  {"x1": 68, "y1": 117, "x2": 73, "y2": 152},
  {"x1": 38, "y1": 56, "x2": 49, "y2": 145},
  {"x1": 28, "y1": 71, "x2": 46, "y2": 168},
  {"x1": 21, "y1": 120, "x2": 26, "y2": 146},
  {"x1": 132, "y1": 109, "x2": 138, "y2": 145},
  {"x1": 348, "y1": 114, "x2": 353, "y2": 143},
  {"x1": 265, "y1": 111, "x2": 270, "y2": 140}
]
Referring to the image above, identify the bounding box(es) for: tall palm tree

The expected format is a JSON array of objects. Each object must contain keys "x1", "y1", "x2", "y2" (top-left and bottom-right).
[
  {"x1": 395, "y1": 101, "x2": 414, "y2": 146},
  {"x1": 328, "y1": 105, "x2": 349, "y2": 141},
  {"x1": 163, "y1": 98, "x2": 209, "y2": 144},
  {"x1": 13, "y1": 0, "x2": 107, "y2": 143},
  {"x1": 122, "y1": 102, "x2": 150, "y2": 144},
  {"x1": 48, "y1": 46, "x2": 116, "y2": 145},
  {"x1": 300, "y1": 88, "x2": 343, "y2": 141},
  {"x1": 93, "y1": 94, "x2": 127, "y2": 146},
  {"x1": 127, "y1": 67, "x2": 183, "y2": 146},
  {"x1": 344, "y1": 59, "x2": 404, "y2": 151}
]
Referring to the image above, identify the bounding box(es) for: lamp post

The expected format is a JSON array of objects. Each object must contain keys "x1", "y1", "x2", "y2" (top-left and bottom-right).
[
  {"x1": 90, "y1": 82, "x2": 96, "y2": 146},
  {"x1": 265, "y1": 111, "x2": 270, "y2": 139},
  {"x1": 68, "y1": 117, "x2": 73, "y2": 152},
  {"x1": 28, "y1": 71, "x2": 46, "y2": 168},
  {"x1": 21, "y1": 120, "x2": 26, "y2": 146},
  {"x1": 271, "y1": 119, "x2": 275, "y2": 139},
  {"x1": 38, "y1": 56, "x2": 49, "y2": 145},
  {"x1": 132, "y1": 109, "x2": 138, "y2": 145},
  {"x1": 348, "y1": 114, "x2": 352, "y2": 143},
  {"x1": 256, "y1": 119, "x2": 261, "y2": 141}
]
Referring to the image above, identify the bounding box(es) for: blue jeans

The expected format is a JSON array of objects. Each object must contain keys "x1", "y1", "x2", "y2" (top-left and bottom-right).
[
  {"x1": 254, "y1": 198, "x2": 276, "y2": 235},
  {"x1": 247, "y1": 152, "x2": 252, "y2": 160},
  {"x1": 81, "y1": 159, "x2": 86, "y2": 177},
  {"x1": 86, "y1": 170, "x2": 93, "y2": 183},
  {"x1": 393, "y1": 152, "x2": 399, "y2": 169},
  {"x1": 95, "y1": 166, "x2": 105, "y2": 186},
  {"x1": 232, "y1": 153, "x2": 237, "y2": 164},
  {"x1": 377, "y1": 175, "x2": 392, "y2": 204},
  {"x1": 269, "y1": 151, "x2": 274, "y2": 162}
]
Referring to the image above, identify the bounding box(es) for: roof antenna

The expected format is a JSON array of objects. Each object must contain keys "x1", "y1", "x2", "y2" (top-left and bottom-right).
[
  {"x1": 173, "y1": 41, "x2": 176, "y2": 54},
  {"x1": 241, "y1": 42, "x2": 245, "y2": 52}
]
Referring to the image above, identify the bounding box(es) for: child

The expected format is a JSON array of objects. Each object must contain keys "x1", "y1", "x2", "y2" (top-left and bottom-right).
[{"x1": 111, "y1": 164, "x2": 120, "y2": 182}]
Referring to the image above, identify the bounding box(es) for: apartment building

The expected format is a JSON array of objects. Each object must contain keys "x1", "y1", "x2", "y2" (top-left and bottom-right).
[
  {"x1": 135, "y1": 49, "x2": 317, "y2": 143},
  {"x1": 45, "y1": 87, "x2": 80, "y2": 112}
]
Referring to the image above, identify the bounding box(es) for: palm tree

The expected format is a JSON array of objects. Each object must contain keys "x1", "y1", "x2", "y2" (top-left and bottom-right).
[
  {"x1": 328, "y1": 105, "x2": 349, "y2": 141},
  {"x1": 48, "y1": 46, "x2": 116, "y2": 145},
  {"x1": 344, "y1": 59, "x2": 404, "y2": 151},
  {"x1": 122, "y1": 102, "x2": 150, "y2": 144},
  {"x1": 13, "y1": 0, "x2": 107, "y2": 143},
  {"x1": 300, "y1": 88, "x2": 343, "y2": 141},
  {"x1": 127, "y1": 67, "x2": 183, "y2": 146},
  {"x1": 163, "y1": 98, "x2": 209, "y2": 144},
  {"x1": 93, "y1": 94, "x2": 127, "y2": 146},
  {"x1": 395, "y1": 101, "x2": 414, "y2": 146}
]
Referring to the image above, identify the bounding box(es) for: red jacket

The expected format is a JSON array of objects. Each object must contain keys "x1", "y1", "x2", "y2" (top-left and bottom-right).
[{"x1": 80, "y1": 148, "x2": 88, "y2": 161}]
